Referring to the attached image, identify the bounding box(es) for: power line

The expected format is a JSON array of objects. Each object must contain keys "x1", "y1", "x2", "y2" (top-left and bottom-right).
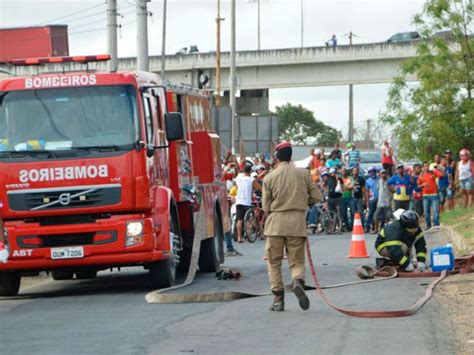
[
  {"x1": 36, "y1": 2, "x2": 106, "y2": 26},
  {"x1": 69, "y1": 17, "x2": 107, "y2": 30},
  {"x1": 69, "y1": 27, "x2": 106, "y2": 36}
]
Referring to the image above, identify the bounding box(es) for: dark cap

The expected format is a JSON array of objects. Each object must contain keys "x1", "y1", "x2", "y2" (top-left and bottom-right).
[{"x1": 275, "y1": 141, "x2": 292, "y2": 150}]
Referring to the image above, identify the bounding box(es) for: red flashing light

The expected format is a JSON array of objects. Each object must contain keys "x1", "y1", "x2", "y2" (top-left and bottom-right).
[
  {"x1": 9, "y1": 54, "x2": 111, "y2": 66},
  {"x1": 25, "y1": 58, "x2": 40, "y2": 64},
  {"x1": 72, "y1": 56, "x2": 87, "y2": 62},
  {"x1": 49, "y1": 57, "x2": 63, "y2": 63}
]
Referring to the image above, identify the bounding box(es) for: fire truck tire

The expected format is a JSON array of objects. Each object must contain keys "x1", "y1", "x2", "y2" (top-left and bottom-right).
[
  {"x1": 0, "y1": 271, "x2": 21, "y2": 296},
  {"x1": 198, "y1": 214, "x2": 223, "y2": 272},
  {"x1": 149, "y1": 258, "x2": 176, "y2": 288},
  {"x1": 178, "y1": 245, "x2": 192, "y2": 272},
  {"x1": 51, "y1": 270, "x2": 75, "y2": 280},
  {"x1": 75, "y1": 270, "x2": 98, "y2": 279},
  {"x1": 149, "y1": 203, "x2": 180, "y2": 288},
  {"x1": 198, "y1": 237, "x2": 219, "y2": 272}
]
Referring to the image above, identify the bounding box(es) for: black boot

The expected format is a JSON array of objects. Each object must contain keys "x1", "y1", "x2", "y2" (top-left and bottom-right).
[
  {"x1": 269, "y1": 290, "x2": 284, "y2": 311},
  {"x1": 293, "y1": 279, "x2": 310, "y2": 311}
]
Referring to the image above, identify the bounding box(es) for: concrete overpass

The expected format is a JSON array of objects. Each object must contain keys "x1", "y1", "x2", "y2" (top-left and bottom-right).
[{"x1": 1, "y1": 42, "x2": 417, "y2": 89}]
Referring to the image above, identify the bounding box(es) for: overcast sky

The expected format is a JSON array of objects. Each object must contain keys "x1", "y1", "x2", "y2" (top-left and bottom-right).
[{"x1": 0, "y1": 0, "x2": 425, "y2": 137}]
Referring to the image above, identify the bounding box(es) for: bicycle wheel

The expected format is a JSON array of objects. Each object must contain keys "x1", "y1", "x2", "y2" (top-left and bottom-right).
[
  {"x1": 257, "y1": 209, "x2": 266, "y2": 238},
  {"x1": 329, "y1": 210, "x2": 343, "y2": 234},
  {"x1": 244, "y1": 209, "x2": 259, "y2": 243},
  {"x1": 321, "y1": 211, "x2": 342, "y2": 234}
]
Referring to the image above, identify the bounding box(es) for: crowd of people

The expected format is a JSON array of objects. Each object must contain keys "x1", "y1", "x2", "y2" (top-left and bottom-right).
[
  {"x1": 222, "y1": 142, "x2": 473, "y2": 248},
  {"x1": 307, "y1": 145, "x2": 473, "y2": 234}
]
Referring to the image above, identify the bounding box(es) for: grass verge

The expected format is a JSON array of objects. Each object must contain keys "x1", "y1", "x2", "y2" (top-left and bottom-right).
[
  {"x1": 440, "y1": 207, "x2": 474, "y2": 251},
  {"x1": 440, "y1": 207, "x2": 474, "y2": 239}
]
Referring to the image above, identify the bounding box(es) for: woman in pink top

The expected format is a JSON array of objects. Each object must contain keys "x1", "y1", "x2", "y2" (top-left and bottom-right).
[{"x1": 381, "y1": 140, "x2": 394, "y2": 176}]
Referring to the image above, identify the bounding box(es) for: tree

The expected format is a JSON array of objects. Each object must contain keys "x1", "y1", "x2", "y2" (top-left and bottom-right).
[
  {"x1": 276, "y1": 103, "x2": 342, "y2": 145},
  {"x1": 381, "y1": 0, "x2": 474, "y2": 161}
]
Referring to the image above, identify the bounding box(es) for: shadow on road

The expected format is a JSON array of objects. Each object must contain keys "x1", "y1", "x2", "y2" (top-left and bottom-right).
[{"x1": 0, "y1": 269, "x2": 190, "y2": 301}]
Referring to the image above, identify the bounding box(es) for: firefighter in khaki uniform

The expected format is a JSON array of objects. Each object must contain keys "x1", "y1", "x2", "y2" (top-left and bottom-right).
[{"x1": 262, "y1": 142, "x2": 322, "y2": 311}]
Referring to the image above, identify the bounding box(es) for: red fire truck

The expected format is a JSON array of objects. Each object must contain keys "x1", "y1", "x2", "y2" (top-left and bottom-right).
[{"x1": 0, "y1": 55, "x2": 229, "y2": 296}]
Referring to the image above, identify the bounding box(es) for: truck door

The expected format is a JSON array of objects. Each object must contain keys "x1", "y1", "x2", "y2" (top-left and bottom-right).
[{"x1": 142, "y1": 91, "x2": 168, "y2": 187}]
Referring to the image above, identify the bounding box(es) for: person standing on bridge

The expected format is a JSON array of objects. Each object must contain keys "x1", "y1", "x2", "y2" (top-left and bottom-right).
[
  {"x1": 325, "y1": 34, "x2": 337, "y2": 47},
  {"x1": 262, "y1": 142, "x2": 322, "y2": 312}
]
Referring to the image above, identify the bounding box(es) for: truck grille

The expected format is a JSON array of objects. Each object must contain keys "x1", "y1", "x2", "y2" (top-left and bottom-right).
[
  {"x1": 16, "y1": 231, "x2": 118, "y2": 248},
  {"x1": 7, "y1": 184, "x2": 121, "y2": 211},
  {"x1": 41, "y1": 233, "x2": 95, "y2": 247}
]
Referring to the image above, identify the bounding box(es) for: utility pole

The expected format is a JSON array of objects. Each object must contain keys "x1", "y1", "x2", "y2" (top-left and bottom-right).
[
  {"x1": 365, "y1": 119, "x2": 371, "y2": 147},
  {"x1": 230, "y1": 0, "x2": 237, "y2": 154},
  {"x1": 160, "y1": 0, "x2": 167, "y2": 79},
  {"x1": 257, "y1": 0, "x2": 261, "y2": 50},
  {"x1": 106, "y1": 0, "x2": 118, "y2": 72},
  {"x1": 300, "y1": 0, "x2": 304, "y2": 48},
  {"x1": 216, "y1": 0, "x2": 224, "y2": 106},
  {"x1": 137, "y1": 0, "x2": 149, "y2": 71},
  {"x1": 348, "y1": 31, "x2": 354, "y2": 142}
]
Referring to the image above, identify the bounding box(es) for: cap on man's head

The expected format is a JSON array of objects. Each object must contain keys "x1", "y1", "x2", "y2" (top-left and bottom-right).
[
  {"x1": 445, "y1": 149, "x2": 452, "y2": 154},
  {"x1": 396, "y1": 164, "x2": 404, "y2": 169},
  {"x1": 275, "y1": 141, "x2": 292, "y2": 151},
  {"x1": 380, "y1": 168, "x2": 387, "y2": 173}
]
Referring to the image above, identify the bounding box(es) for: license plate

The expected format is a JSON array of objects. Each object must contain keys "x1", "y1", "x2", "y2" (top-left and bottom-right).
[{"x1": 51, "y1": 246, "x2": 84, "y2": 260}]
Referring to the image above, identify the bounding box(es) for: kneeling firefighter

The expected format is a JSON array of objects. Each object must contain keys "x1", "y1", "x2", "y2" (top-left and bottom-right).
[{"x1": 374, "y1": 210, "x2": 427, "y2": 272}]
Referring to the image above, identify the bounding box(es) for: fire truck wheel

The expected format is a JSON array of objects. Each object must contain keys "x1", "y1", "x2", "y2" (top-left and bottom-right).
[
  {"x1": 51, "y1": 270, "x2": 75, "y2": 280},
  {"x1": 75, "y1": 270, "x2": 98, "y2": 280},
  {"x1": 178, "y1": 245, "x2": 192, "y2": 272},
  {"x1": 149, "y1": 205, "x2": 180, "y2": 288},
  {"x1": 0, "y1": 271, "x2": 21, "y2": 296},
  {"x1": 198, "y1": 213, "x2": 223, "y2": 272},
  {"x1": 149, "y1": 258, "x2": 176, "y2": 288}
]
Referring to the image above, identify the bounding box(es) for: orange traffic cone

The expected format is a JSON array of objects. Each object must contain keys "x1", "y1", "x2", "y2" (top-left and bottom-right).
[{"x1": 348, "y1": 213, "x2": 369, "y2": 258}]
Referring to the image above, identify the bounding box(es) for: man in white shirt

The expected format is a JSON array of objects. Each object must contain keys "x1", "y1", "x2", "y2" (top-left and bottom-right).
[{"x1": 235, "y1": 164, "x2": 261, "y2": 243}]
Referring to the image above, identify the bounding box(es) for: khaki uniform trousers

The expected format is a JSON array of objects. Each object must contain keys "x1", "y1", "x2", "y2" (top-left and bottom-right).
[{"x1": 265, "y1": 236, "x2": 305, "y2": 292}]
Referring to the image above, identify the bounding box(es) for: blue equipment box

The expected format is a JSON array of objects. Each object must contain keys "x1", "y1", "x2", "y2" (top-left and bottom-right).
[{"x1": 430, "y1": 246, "x2": 454, "y2": 272}]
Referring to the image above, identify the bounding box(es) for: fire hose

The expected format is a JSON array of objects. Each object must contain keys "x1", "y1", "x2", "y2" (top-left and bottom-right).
[{"x1": 147, "y1": 224, "x2": 474, "y2": 318}]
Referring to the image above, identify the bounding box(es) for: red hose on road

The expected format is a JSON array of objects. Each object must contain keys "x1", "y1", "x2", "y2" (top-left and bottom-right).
[{"x1": 305, "y1": 238, "x2": 463, "y2": 318}]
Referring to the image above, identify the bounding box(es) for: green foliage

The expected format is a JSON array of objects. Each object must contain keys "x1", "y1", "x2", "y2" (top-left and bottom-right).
[
  {"x1": 381, "y1": 0, "x2": 474, "y2": 161},
  {"x1": 275, "y1": 103, "x2": 342, "y2": 145}
]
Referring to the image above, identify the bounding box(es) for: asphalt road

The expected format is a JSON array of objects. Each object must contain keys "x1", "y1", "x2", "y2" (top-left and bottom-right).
[{"x1": 0, "y1": 233, "x2": 456, "y2": 355}]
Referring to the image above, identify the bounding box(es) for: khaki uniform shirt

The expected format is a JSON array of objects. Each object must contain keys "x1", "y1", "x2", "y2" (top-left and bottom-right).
[{"x1": 263, "y1": 162, "x2": 322, "y2": 237}]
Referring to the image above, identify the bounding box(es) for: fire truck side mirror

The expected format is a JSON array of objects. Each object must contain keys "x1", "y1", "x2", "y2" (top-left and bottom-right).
[{"x1": 165, "y1": 112, "x2": 185, "y2": 142}]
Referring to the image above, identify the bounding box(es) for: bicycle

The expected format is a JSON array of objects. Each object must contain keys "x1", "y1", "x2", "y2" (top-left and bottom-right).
[
  {"x1": 309, "y1": 202, "x2": 342, "y2": 235},
  {"x1": 243, "y1": 196, "x2": 266, "y2": 243}
]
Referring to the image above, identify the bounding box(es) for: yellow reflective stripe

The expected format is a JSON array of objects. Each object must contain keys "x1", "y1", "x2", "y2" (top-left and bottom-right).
[
  {"x1": 376, "y1": 240, "x2": 403, "y2": 253},
  {"x1": 399, "y1": 255, "x2": 408, "y2": 265},
  {"x1": 415, "y1": 232, "x2": 424, "y2": 242},
  {"x1": 379, "y1": 229, "x2": 385, "y2": 238},
  {"x1": 416, "y1": 252, "x2": 426, "y2": 258}
]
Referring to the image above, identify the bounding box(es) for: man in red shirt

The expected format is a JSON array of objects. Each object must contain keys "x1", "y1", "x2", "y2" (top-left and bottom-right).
[{"x1": 417, "y1": 162, "x2": 443, "y2": 229}]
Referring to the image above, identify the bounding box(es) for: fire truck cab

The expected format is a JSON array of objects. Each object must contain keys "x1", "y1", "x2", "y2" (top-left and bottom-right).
[{"x1": 0, "y1": 55, "x2": 229, "y2": 296}]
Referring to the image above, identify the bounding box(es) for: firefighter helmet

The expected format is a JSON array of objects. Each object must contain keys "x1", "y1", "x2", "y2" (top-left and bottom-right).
[{"x1": 399, "y1": 210, "x2": 419, "y2": 229}]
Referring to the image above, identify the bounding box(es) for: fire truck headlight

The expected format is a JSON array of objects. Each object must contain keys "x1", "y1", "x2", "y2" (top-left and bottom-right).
[
  {"x1": 125, "y1": 221, "x2": 144, "y2": 247},
  {"x1": 126, "y1": 221, "x2": 144, "y2": 237}
]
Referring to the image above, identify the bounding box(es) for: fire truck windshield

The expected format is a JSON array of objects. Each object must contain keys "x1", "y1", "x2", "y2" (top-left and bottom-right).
[{"x1": 0, "y1": 85, "x2": 138, "y2": 156}]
